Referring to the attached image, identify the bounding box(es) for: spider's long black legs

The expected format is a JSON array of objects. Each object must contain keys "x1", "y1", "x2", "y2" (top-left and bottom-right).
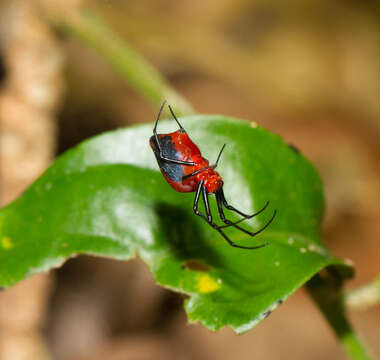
[
  {"x1": 216, "y1": 191, "x2": 277, "y2": 238},
  {"x1": 153, "y1": 100, "x2": 166, "y2": 137},
  {"x1": 168, "y1": 104, "x2": 185, "y2": 131},
  {"x1": 218, "y1": 187, "x2": 262, "y2": 218},
  {"x1": 193, "y1": 181, "x2": 212, "y2": 224},
  {"x1": 182, "y1": 144, "x2": 227, "y2": 180},
  {"x1": 216, "y1": 189, "x2": 276, "y2": 235},
  {"x1": 218, "y1": 200, "x2": 270, "y2": 228},
  {"x1": 155, "y1": 150, "x2": 195, "y2": 166},
  {"x1": 202, "y1": 184, "x2": 212, "y2": 223},
  {"x1": 182, "y1": 166, "x2": 212, "y2": 180},
  {"x1": 213, "y1": 144, "x2": 226, "y2": 168},
  {"x1": 153, "y1": 101, "x2": 195, "y2": 166},
  {"x1": 213, "y1": 187, "x2": 270, "y2": 229},
  {"x1": 193, "y1": 182, "x2": 267, "y2": 250}
]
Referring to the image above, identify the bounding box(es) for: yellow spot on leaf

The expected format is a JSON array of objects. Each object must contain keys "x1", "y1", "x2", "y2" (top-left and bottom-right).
[
  {"x1": 197, "y1": 273, "x2": 220, "y2": 294},
  {"x1": 1, "y1": 237, "x2": 13, "y2": 250}
]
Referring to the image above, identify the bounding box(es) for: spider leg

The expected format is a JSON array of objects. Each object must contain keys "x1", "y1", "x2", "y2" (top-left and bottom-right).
[
  {"x1": 153, "y1": 101, "x2": 195, "y2": 166},
  {"x1": 183, "y1": 143, "x2": 227, "y2": 180},
  {"x1": 218, "y1": 186, "x2": 269, "y2": 218},
  {"x1": 215, "y1": 192, "x2": 269, "y2": 227},
  {"x1": 168, "y1": 104, "x2": 186, "y2": 131},
  {"x1": 193, "y1": 182, "x2": 267, "y2": 250},
  {"x1": 153, "y1": 101, "x2": 166, "y2": 136},
  {"x1": 182, "y1": 166, "x2": 212, "y2": 180},
  {"x1": 213, "y1": 144, "x2": 226, "y2": 168},
  {"x1": 216, "y1": 191, "x2": 277, "y2": 237},
  {"x1": 192, "y1": 181, "x2": 211, "y2": 224},
  {"x1": 156, "y1": 153, "x2": 196, "y2": 166}
]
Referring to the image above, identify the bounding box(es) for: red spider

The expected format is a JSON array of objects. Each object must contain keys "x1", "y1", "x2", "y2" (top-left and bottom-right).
[{"x1": 149, "y1": 102, "x2": 276, "y2": 249}]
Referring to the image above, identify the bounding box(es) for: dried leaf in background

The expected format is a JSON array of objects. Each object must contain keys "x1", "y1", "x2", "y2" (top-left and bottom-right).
[{"x1": 0, "y1": 1, "x2": 64, "y2": 359}]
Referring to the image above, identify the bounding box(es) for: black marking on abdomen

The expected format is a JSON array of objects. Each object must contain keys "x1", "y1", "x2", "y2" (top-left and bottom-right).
[{"x1": 150, "y1": 135, "x2": 184, "y2": 182}]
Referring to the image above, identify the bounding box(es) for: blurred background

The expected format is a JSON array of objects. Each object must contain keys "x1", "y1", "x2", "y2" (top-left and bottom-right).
[{"x1": 0, "y1": 0, "x2": 380, "y2": 359}]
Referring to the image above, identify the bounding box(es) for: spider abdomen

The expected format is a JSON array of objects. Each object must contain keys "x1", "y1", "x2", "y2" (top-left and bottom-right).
[{"x1": 150, "y1": 131, "x2": 208, "y2": 192}]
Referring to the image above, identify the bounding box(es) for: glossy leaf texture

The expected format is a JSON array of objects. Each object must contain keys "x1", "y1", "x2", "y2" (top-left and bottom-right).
[{"x1": 0, "y1": 115, "x2": 351, "y2": 333}]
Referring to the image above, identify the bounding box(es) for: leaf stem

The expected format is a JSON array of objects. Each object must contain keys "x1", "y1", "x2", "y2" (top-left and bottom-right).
[
  {"x1": 345, "y1": 275, "x2": 380, "y2": 310},
  {"x1": 306, "y1": 273, "x2": 373, "y2": 360},
  {"x1": 52, "y1": 9, "x2": 194, "y2": 116}
]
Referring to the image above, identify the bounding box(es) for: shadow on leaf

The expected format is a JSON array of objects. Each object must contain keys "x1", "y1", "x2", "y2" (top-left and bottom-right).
[{"x1": 154, "y1": 202, "x2": 223, "y2": 269}]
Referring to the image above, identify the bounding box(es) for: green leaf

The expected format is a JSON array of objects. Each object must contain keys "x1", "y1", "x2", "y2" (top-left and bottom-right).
[{"x1": 0, "y1": 115, "x2": 351, "y2": 333}]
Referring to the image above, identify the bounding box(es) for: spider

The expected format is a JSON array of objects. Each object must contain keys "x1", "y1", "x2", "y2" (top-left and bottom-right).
[{"x1": 149, "y1": 102, "x2": 276, "y2": 249}]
